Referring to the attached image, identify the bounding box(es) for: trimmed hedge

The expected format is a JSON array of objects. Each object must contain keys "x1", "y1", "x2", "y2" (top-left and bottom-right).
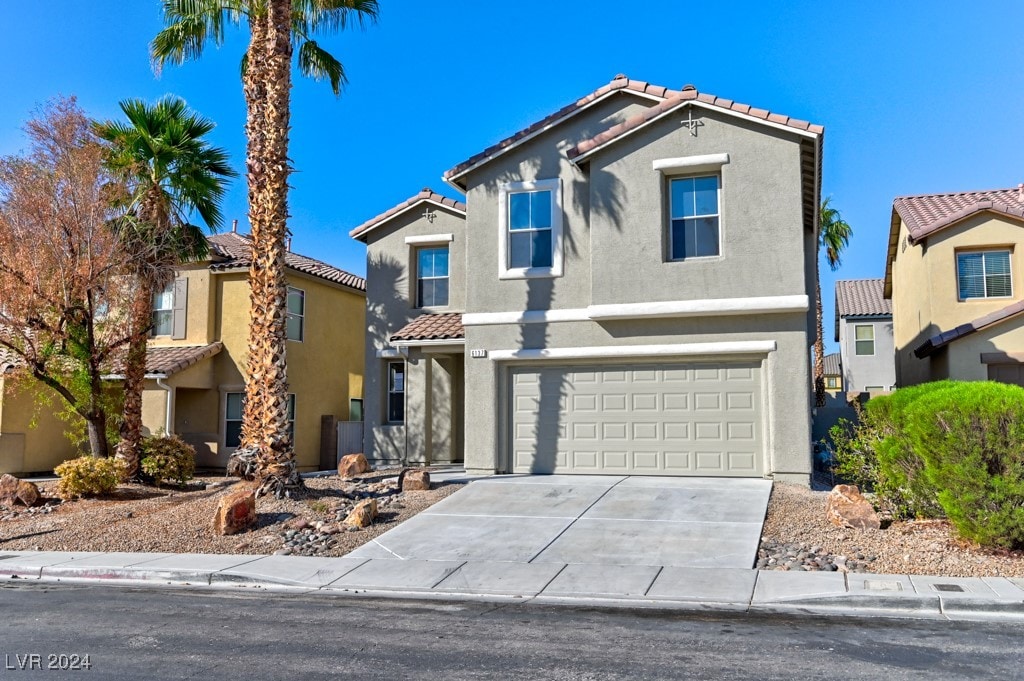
[
  {"x1": 140, "y1": 435, "x2": 196, "y2": 487},
  {"x1": 54, "y1": 456, "x2": 127, "y2": 500}
]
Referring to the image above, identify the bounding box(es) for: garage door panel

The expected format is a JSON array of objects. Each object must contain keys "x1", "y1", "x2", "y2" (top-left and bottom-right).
[{"x1": 511, "y1": 361, "x2": 762, "y2": 477}]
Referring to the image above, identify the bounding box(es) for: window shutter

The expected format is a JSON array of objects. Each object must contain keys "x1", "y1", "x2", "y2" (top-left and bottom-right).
[{"x1": 171, "y1": 277, "x2": 188, "y2": 340}]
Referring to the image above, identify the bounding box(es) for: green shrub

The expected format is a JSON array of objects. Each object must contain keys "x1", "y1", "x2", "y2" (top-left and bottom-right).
[
  {"x1": 54, "y1": 456, "x2": 127, "y2": 500},
  {"x1": 140, "y1": 435, "x2": 196, "y2": 487},
  {"x1": 903, "y1": 382, "x2": 1024, "y2": 549}
]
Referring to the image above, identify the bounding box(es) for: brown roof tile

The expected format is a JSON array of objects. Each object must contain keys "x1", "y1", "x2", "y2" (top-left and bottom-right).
[
  {"x1": 390, "y1": 313, "x2": 464, "y2": 343},
  {"x1": 893, "y1": 186, "x2": 1024, "y2": 243},
  {"x1": 442, "y1": 75, "x2": 679, "y2": 183},
  {"x1": 208, "y1": 232, "x2": 365, "y2": 292},
  {"x1": 915, "y1": 299, "x2": 1024, "y2": 358},
  {"x1": 350, "y1": 188, "x2": 466, "y2": 241},
  {"x1": 106, "y1": 342, "x2": 223, "y2": 377},
  {"x1": 823, "y1": 352, "x2": 841, "y2": 376},
  {"x1": 567, "y1": 87, "x2": 824, "y2": 161},
  {"x1": 836, "y1": 279, "x2": 892, "y2": 318}
]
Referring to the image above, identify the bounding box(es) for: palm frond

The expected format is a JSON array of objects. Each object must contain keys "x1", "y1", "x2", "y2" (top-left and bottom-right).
[
  {"x1": 297, "y1": 40, "x2": 346, "y2": 94},
  {"x1": 819, "y1": 196, "x2": 852, "y2": 271}
]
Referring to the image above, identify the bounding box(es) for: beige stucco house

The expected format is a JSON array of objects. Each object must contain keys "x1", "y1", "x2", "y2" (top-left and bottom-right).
[
  {"x1": 884, "y1": 185, "x2": 1024, "y2": 387},
  {"x1": 0, "y1": 231, "x2": 366, "y2": 475},
  {"x1": 354, "y1": 75, "x2": 823, "y2": 484}
]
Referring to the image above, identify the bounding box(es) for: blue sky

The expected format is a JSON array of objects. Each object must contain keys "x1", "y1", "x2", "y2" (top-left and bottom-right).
[{"x1": 2, "y1": 1, "x2": 1024, "y2": 352}]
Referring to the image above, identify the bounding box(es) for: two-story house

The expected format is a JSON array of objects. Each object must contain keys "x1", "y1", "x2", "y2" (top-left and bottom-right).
[
  {"x1": 354, "y1": 75, "x2": 823, "y2": 483},
  {"x1": 0, "y1": 229, "x2": 366, "y2": 475},
  {"x1": 885, "y1": 186, "x2": 1024, "y2": 387},
  {"x1": 834, "y1": 278, "x2": 895, "y2": 392}
]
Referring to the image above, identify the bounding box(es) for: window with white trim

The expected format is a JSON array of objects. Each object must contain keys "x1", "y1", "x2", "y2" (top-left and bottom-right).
[
  {"x1": 825, "y1": 376, "x2": 840, "y2": 389},
  {"x1": 669, "y1": 175, "x2": 720, "y2": 260},
  {"x1": 225, "y1": 392, "x2": 295, "y2": 448},
  {"x1": 286, "y1": 287, "x2": 305, "y2": 341},
  {"x1": 152, "y1": 282, "x2": 174, "y2": 336},
  {"x1": 957, "y1": 250, "x2": 1011, "y2": 300},
  {"x1": 498, "y1": 179, "x2": 562, "y2": 278},
  {"x1": 854, "y1": 324, "x2": 875, "y2": 356},
  {"x1": 416, "y1": 246, "x2": 449, "y2": 307},
  {"x1": 387, "y1": 362, "x2": 405, "y2": 423}
]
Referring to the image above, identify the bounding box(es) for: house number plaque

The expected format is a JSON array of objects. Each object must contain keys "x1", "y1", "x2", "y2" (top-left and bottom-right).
[{"x1": 470, "y1": 349, "x2": 487, "y2": 358}]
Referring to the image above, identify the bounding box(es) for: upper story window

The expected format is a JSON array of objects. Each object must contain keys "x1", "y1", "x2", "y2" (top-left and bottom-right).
[
  {"x1": 957, "y1": 250, "x2": 1011, "y2": 300},
  {"x1": 286, "y1": 287, "x2": 305, "y2": 341},
  {"x1": 416, "y1": 246, "x2": 450, "y2": 307},
  {"x1": 854, "y1": 324, "x2": 875, "y2": 356},
  {"x1": 825, "y1": 376, "x2": 841, "y2": 389},
  {"x1": 498, "y1": 178, "x2": 563, "y2": 279},
  {"x1": 669, "y1": 175, "x2": 720, "y2": 260},
  {"x1": 387, "y1": 362, "x2": 405, "y2": 423},
  {"x1": 152, "y1": 282, "x2": 175, "y2": 336}
]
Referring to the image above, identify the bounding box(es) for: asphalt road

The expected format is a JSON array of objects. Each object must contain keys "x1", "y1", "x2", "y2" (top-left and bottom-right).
[{"x1": 1, "y1": 583, "x2": 1022, "y2": 680}]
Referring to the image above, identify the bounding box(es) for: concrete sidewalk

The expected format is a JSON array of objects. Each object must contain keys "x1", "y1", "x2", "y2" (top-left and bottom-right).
[{"x1": 2, "y1": 549, "x2": 1023, "y2": 621}]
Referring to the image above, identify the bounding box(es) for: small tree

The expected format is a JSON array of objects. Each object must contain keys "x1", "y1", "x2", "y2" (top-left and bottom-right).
[{"x1": 0, "y1": 98, "x2": 134, "y2": 457}]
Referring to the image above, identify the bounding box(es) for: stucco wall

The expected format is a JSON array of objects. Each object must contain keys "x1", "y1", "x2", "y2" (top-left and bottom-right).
[
  {"x1": 838, "y1": 317, "x2": 896, "y2": 391},
  {"x1": 892, "y1": 214, "x2": 1024, "y2": 385},
  {"x1": 587, "y1": 111, "x2": 807, "y2": 304},
  {"x1": 0, "y1": 378, "x2": 80, "y2": 474},
  {"x1": 361, "y1": 204, "x2": 466, "y2": 463}
]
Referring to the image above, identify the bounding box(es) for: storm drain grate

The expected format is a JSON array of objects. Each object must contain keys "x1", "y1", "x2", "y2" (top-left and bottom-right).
[
  {"x1": 863, "y1": 579, "x2": 903, "y2": 591},
  {"x1": 932, "y1": 583, "x2": 965, "y2": 592}
]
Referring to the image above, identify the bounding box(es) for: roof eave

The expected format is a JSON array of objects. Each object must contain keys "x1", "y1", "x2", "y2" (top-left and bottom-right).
[{"x1": 350, "y1": 198, "x2": 466, "y2": 242}]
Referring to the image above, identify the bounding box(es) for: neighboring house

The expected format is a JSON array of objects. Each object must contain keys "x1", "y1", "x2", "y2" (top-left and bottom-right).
[
  {"x1": 834, "y1": 278, "x2": 895, "y2": 392},
  {"x1": 0, "y1": 230, "x2": 366, "y2": 475},
  {"x1": 822, "y1": 352, "x2": 842, "y2": 393},
  {"x1": 884, "y1": 185, "x2": 1024, "y2": 387},
  {"x1": 353, "y1": 75, "x2": 823, "y2": 483}
]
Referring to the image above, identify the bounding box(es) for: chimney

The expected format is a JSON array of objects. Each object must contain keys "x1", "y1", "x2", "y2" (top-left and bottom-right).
[
  {"x1": 231, "y1": 219, "x2": 238, "y2": 233},
  {"x1": 286, "y1": 237, "x2": 292, "y2": 252}
]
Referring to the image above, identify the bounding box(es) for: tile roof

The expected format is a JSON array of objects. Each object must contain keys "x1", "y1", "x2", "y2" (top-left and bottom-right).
[
  {"x1": 107, "y1": 342, "x2": 224, "y2": 377},
  {"x1": 567, "y1": 84, "x2": 824, "y2": 161},
  {"x1": 893, "y1": 186, "x2": 1024, "y2": 243},
  {"x1": 390, "y1": 313, "x2": 464, "y2": 343},
  {"x1": 836, "y1": 279, "x2": 892, "y2": 318},
  {"x1": 443, "y1": 75, "x2": 679, "y2": 184},
  {"x1": 914, "y1": 299, "x2": 1024, "y2": 358},
  {"x1": 208, "y1": 232, "x2": 365, "y2": 292},
  {"x1": 350, "y1": 188, "x2": 466, "y2": 241},
  {"x1": 823, "y1": 352, "x2": 841, "y2": 376}
]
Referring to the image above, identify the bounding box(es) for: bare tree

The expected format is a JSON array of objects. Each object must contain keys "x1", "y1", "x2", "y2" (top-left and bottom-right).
[{"x1": 0, "y1": 98, "x2": 134, "y2": 457}]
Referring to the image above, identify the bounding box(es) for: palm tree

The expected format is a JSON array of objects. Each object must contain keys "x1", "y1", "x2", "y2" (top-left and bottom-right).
[
  {"x1": 95, "y1": 96, "x2": 234, "y2": 479},
  {"x1": 814, "y1": 197, "x2": 852, "y2": 408},
  {"x1": 151, "y1": 0, "x2": 379, "y2": 496}
]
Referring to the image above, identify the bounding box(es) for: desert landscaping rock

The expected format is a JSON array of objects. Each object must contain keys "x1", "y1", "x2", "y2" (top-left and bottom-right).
[
  {"x1": 0, "y1": 474, "x2": 39, "y2": 507},
  {"x1": 760, "y1": 482, "x2": 1024, "y2": 577},
  {"x1": 0, "y1": 468, "x2": 461, "y2": 558},
  {"x1": 825, "y1": 484, "x2": 881, "y2": 530},
  {"x1": 338, "y1": 453, "x2": 370, "y2": 478},
  {"x1": 213, "y1": 489, "x2": 257, "y2": 535},
  {"x1": 400, "y1": 468, "x2": 430, "y2": 491},
  {"x1": 344, "y1": 498, "x2": 378, "y2": 528}
]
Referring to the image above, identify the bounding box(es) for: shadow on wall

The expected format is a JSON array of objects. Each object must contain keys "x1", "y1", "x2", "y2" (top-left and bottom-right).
[{"x1": 366, "y1": 253, "x2": 410, "y2": 352}]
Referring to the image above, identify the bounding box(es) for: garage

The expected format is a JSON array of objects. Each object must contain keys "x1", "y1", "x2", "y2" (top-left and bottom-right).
[{"x1": 509, "y1": 361, "x2": 764, "y2": 476}]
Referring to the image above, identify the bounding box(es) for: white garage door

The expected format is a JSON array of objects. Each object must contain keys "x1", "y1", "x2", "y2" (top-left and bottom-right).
[{"x1": 510, "y1": 361, "x2": 763, "y2": 476}]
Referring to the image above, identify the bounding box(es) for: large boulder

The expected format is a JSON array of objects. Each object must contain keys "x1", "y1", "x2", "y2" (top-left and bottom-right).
[
  {"x1": 343, "y1": 498, "x2": 377, "y2": 528},
  {"x1": 400, "y1": 468, "x2": 431, "y2": 492},
  {"x1": 338, "y1": 453, "x2": 370, "y2": 479},
  {"x1": 826, "y1": 484, "x2": 881, "y2": 531},
  {"x1": 0, "y1": 474, "x2": 39, "y2": 507},
  {"x1": 213, "y1": 489, "x2": 257, "y2": 535}
]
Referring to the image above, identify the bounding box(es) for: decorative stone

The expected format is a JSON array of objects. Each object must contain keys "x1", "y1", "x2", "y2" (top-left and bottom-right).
[
  {"x1": 282, "y1": 516, "x2": 309, "y2": 531},
  {"x1": 338, "y1": 453, "x2": 370, "y2": 479},
  {"x1": 213, "y1": 489, "x2": 257, "y2": 535},
  {"x1": 400, "y1": 468, "x2": 431, "y2": 491},
  {"x1": 826, "y1": 484, "x2": 881, "y2": 531},
  {"x1": 343, "y1": 498, "x2": 378, "y2": 528},
  {"x1": 0, "y1": 474, "x2": 39, "y2": 507}
]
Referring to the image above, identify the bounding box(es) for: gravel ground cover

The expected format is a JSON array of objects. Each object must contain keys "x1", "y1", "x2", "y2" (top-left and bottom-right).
[
  {"x1": 759, "y1": 481, "x2": 1024, "y2": 577},
  {"x1": 0, "y1": 468, "x2": 463, "y2": 557}
]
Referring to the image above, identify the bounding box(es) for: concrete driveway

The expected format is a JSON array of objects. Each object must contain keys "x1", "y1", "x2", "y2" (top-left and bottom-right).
[{"x1": 348, "y1": 475, "x2": 772, "y2": 570}]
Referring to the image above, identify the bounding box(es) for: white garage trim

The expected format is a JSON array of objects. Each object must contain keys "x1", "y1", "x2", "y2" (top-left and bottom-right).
[
  {"x1": 489, "y1": 341, "x2": 776, "y2": 362},
  {"x1": 462, "y1": 295, "x2": 808, "y2": 326}
]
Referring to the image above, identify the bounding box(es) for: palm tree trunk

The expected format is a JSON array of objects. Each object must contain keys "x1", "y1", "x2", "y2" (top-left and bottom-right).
[
  {"x1": 813, "y1": 258, "x2": 826, "y2": 408},
  {"x1": 237, "y1": 0, "x2": 303, "y2": 497},
  {"x1": 116, "y1": 275, "x2": 153, "y2": 478}
]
